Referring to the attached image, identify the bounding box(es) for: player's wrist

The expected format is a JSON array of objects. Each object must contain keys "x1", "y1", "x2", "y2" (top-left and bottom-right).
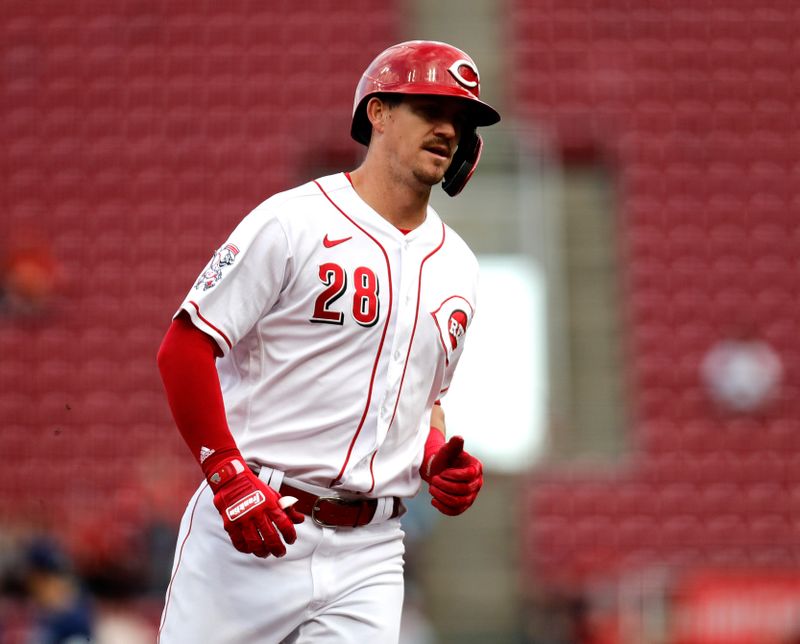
[
  {"x1": 202, "y1": 449, "x2": 248, "y2": 491},
  {"x1": 421, "y1": 426, "x2": 446, "y2": 482}
]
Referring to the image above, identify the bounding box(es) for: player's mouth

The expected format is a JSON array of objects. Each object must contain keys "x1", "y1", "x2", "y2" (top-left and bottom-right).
[{"x1": 422, "y1": 142, "x2": 451, "y2": 159}]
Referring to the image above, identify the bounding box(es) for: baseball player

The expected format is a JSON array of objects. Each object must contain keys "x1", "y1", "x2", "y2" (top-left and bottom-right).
[{"x1": 156, "y1": 40, "x2": 500, "y2": 643}]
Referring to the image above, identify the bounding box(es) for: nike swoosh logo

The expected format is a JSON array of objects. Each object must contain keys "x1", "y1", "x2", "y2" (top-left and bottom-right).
[{"x1": 323, "y1": 234, "x2": 352, "y2": 248}]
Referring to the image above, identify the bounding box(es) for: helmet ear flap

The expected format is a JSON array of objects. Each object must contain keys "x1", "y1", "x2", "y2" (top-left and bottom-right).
[{"x1": 442, "y1": 129, "x2": 483, "y2": 197}]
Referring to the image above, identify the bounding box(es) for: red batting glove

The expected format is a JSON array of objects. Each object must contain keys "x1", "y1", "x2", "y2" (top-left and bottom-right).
[
  {"x1": 206, "y1": 456, "x2": 304, "y2": 558},
  {"x1": 421, "y1": 432, "x2": 483, "y2": 516}
]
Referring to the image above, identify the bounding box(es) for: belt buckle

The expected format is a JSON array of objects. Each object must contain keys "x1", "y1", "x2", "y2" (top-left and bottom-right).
[{"x1": 311, "y1": 496, "x2": 353, "y2": 528}]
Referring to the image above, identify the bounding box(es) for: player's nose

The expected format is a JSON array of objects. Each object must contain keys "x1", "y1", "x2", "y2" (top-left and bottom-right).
[{"x1": 431, "y1": 118, "x2": 458, "y2": 142}]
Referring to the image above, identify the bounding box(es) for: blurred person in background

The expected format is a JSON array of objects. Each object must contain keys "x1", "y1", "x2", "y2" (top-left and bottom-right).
[
  {"x1": 15, "y1": 537, "x2": 93, "y2": 644},
  {"x1": 2, "y1": 533, "x2": 157, "y2": 644},
  {"x1": 156, "y1": 40, "x2": 498, "y2": 642}
]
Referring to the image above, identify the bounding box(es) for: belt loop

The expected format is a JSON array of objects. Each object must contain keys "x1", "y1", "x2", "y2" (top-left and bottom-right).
[
  {"x1": 256, "y1": 464, "x2": 284, "y2": 493},
  {"x1": 369, "y1": 496, "x2": 393, "y2": 525}
]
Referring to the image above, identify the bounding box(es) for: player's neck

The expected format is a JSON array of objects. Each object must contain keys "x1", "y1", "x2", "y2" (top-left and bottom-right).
[{"x1": 348, "y1": 166, "x2": 430, "y2": 231}]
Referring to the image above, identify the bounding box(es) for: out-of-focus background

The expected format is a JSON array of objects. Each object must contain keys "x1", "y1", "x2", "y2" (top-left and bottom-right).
[{"x1": 2, "y1": 1, "x2": 800, "y2": 642}]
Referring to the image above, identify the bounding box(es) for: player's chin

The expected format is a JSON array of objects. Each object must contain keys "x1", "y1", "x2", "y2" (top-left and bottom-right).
[
  {"x1": 427, "y1": 152, "x2": 452, "y2": 170},
  {"x1": 413, "y1": 164, "x2": 449, "y2": 188}
]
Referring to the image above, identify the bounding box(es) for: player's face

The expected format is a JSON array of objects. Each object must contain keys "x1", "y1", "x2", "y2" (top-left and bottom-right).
[{"x1": 383, "y1": 96, "x2": 470, "y2": 189}]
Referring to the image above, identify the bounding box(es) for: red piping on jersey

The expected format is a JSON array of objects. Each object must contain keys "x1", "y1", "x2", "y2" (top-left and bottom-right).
[
  {"x1": 313, "y1": 178, "x2": 394, "y2": 488},
  {"x1": 188, "y1": 300, "x2": 233, "y2": 350},
  {"x1": 157, "y1": 484, "x2": 205, "y2": 640},
  {"x1": 367, "y1": 221, "x2": 446, "y2": 492}
]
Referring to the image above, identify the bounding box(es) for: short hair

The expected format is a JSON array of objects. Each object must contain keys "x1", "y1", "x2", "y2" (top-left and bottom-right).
[{"x1": 374, "y1": 93, "x2": 403, "y2": 108}]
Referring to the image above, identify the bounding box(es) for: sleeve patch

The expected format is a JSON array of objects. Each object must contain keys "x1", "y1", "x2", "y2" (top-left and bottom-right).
[
  {"x1": 431, "y1": 295, "x2": 474, "y2": 366},
  {"x1": 194, "y1": 244, "x2": 240, "y2": 291}
]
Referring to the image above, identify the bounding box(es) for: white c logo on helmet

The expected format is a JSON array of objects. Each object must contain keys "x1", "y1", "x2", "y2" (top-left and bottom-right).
[{"x1": 447, "y1": 59, "x2": 480, "y2": 89}]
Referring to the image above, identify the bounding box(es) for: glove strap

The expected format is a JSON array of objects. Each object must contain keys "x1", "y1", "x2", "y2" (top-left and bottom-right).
[{"x1": 207, "y1": 458, "x2": 246, "y2": 492}]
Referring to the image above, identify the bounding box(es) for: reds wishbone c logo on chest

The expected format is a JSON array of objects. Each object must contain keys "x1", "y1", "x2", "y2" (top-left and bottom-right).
[{"x1": 431, "y1": 295, "x2": 474, "y2": 365}]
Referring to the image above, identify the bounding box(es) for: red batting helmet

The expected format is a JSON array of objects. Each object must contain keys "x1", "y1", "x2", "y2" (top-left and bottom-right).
[{"x1": 350, "y1": 40, "x2": 501, "y2": 196}]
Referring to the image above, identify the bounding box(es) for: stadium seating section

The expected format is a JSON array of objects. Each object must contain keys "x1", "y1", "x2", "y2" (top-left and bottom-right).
[
  {"x1": 3, "y1": 0, "x2": 800, "y2": 609},
  {"x1": 511, "y1": 0, "x2": 800, "y2": 589},
  {"x1": 0, "y1": 0, "x2": 400, "y2": 568}
]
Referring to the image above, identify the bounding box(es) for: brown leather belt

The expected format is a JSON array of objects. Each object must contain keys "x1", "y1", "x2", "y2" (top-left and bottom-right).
[{"x1": 280, "y1": 483, "x2": 403, "y2": 528}]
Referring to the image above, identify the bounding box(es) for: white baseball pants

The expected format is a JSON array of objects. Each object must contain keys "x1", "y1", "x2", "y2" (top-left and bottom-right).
[{"x1": 158, "y1": 480, "x2": 406, "y2": 643}]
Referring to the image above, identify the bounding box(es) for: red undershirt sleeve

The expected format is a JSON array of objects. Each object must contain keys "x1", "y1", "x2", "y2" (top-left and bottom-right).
[{"x1": 156, "y1": 312, "x2": 239, "y2": 474}]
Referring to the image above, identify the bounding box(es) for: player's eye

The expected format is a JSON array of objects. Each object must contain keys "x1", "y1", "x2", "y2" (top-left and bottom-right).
[{"x1": 414, "y1": 103, "x2": 440, "y2": 119}]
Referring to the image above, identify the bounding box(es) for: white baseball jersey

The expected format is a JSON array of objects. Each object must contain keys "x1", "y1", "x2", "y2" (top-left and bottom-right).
[{"x1": 177, "y1": 172, "x2": 478, "y2": 499}]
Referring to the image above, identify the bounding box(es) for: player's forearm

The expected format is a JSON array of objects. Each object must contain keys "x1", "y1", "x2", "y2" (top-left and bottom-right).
[
  {"x1": 430, "y1": 400, "x2": 446, "y2": 435},
  {"x1": 157, "y1": 314, "x2": 239, "y2": 471}
]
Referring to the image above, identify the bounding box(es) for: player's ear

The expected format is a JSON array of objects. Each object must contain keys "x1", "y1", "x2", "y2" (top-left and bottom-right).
[{"x1": 365, "y1": 96, "x2": 390, "y2": 137}]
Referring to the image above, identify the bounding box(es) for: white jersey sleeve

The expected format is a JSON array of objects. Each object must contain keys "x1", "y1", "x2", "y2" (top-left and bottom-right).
[
  {"x1": 429, "y1": 231, "x2": 479, "y2": 401},
  {"x1": 177, "y1": 204, "x2": 291, "y2": 355}
]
